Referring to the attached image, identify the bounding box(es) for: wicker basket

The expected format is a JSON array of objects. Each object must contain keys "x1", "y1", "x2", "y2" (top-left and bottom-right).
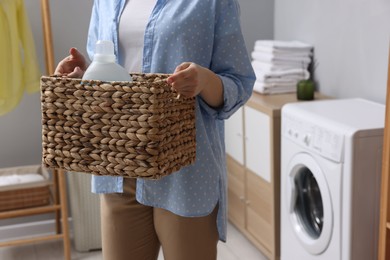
[
  {"x1": 0, "y1": 165, "x2": 51, "y2": 212},
  {"x1": 40, "y1": 73, "x2": 196, "y2": 179}
]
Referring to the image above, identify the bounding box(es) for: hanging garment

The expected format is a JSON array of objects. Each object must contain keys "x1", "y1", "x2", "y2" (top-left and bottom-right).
[{"x1": 0, "y1": 0, "x2": 41, "y2": 116}]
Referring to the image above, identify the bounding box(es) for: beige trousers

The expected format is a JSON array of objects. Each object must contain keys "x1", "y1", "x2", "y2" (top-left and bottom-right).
[{"x1": 100, "y1": 178, "x2": 219, "y2": 260}]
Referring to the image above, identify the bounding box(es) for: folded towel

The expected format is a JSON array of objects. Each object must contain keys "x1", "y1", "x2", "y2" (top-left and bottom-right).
[
  {"x1": 252, "y1": 56, "x2": 310, "y2": 69},
  {"x1": 255, "y1": 40, "x2": 313, "y2": 52},
  {"x1": 254, "y1": 74, "x2": 302, "y2": 86},
  {"x1": 251, "y1": 51, "x2": 312, "y2": 64},
  {"x1": 251, "y1": 60, "x2": 305, "y2": 72},
  {"x1": 0, "y1": 173, "x2": 45, "y2": 187},
  {"x1": 253, "y1": 68, "x2": 310, "y2": 82},
  {"x1": 253, "y1": 80, "x2": 297, "y2": 95},
  {"x1": 259, "y1": 77, "x2": 299, "y2": 84},
  {"x1": 254, "y1": 45, "x2": 312, "y2": 58}
]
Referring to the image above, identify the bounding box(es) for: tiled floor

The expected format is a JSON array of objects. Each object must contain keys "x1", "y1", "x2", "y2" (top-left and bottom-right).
[{"x1": 0, "y1": 222, "x2": 268, "y2": 260}]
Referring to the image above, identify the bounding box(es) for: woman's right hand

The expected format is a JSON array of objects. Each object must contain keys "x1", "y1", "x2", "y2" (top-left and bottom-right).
[{"x1": 54, "y1": 48, "x2": 89, "y2": 78}]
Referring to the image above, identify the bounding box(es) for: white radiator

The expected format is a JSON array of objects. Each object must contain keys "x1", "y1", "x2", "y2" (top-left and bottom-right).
[{"x1": 67, "y1": 172, "x2": 101, "y2": 252}]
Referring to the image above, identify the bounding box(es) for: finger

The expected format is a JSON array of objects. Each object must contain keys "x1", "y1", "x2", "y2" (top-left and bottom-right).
[
  {"x1": 174, "y1": 62, "x2": 192, "y2": 73},
  {"x1": 54, "y1": 61, "x2": 73, "y2": 75},
  {"x1": 69, "y1": 47, "x2": 88, "y2": 70},
  {"x1": 175, "y1": 87, "x2": 196, "y2": 98},
  {"x1": 170, "y1": 75, "x2": 197, "y2": 93},
  {"x1": 168, "y1": 64, "x2": 193, "y2": 84},
  {"x1": 67, "y1": 67, "x2": 84, "y2": 78},
  {"x1": 54, "y1": 61, "x2": 66, "y2": 75},
  {"x1": 69, "y1": 48, "x2": 83, "y2": 60},
  {"x1": 171, "y1": 81, "x2": 197, "y2": 97}
]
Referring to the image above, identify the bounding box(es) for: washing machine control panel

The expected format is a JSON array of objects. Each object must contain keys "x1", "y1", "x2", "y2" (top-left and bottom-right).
[{"x1": 283, "y1": 115, "x2": 344, "y2": 163}]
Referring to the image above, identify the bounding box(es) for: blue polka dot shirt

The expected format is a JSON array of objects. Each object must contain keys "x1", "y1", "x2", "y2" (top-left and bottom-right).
[{"x1": 86, "y1": 0, "x2": 255, "y2": 242}]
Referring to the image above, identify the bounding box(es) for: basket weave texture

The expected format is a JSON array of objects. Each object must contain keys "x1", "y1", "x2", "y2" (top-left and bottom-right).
[
  {"x1": 0, "y1": 165, "x2": 51, "y2": 212},
  {"x1": 41, "y1": 73, "x2": 196, "y2": 179}
]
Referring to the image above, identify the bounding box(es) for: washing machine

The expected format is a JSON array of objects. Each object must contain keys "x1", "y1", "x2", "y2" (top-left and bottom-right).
[{"x1": 280, "y1": 98, "x2": 385, "y2": 260}]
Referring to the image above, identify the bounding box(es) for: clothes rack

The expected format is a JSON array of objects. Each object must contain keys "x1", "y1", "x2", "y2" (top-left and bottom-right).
[{"x1": 0, "y1": 1, "x2": 71, "y2": 259}]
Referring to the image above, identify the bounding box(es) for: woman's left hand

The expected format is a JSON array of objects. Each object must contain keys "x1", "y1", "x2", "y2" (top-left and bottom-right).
[
  {"x1": 167, "y1": 62, "x2": 206, "y2": 97},
  {"x1": 167, "y1": 62, "x2": 223, "y2": 108}
]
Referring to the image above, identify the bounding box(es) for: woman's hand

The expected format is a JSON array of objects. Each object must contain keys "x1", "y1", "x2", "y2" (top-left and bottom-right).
[
  {"x1": 54, "y1": 48, "x2": 89, "y2": 78},
  {"x1": 167, "y1": 62, "x2": 223, "y2": 108}
]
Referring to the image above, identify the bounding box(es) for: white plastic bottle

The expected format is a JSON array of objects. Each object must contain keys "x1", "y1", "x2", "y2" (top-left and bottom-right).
[{"x1": 82, "y1": 40, "x2": 132, "y2": 82}]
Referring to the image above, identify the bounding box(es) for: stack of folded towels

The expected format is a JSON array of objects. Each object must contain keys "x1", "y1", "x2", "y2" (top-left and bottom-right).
[{"x1": 251, "y1": 40, "x2": 313, "y2": 94}]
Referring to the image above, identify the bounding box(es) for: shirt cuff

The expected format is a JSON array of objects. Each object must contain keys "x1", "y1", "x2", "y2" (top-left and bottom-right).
[{"x1": 198, "y1": 75, "x2": 248, "y2": 120}]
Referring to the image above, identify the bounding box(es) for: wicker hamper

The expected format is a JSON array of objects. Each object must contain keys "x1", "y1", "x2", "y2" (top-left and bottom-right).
[
  {"x1": 0, "y1": 165, "x2": 51, "y2": 212},
  {"x1": 40, "y1": 73, "x2": 196, "y2": 179}
]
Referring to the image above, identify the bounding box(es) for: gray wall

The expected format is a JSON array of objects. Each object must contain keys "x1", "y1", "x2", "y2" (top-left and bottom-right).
[
  {"x1": 238, "y1": 0, "x2": 274, "y2": 53},
  {"x1": 274, "y1": 0, "x2": 390, "y2": 104},
  {"x1": 0, "y1": 0, "x2": 93, "y2": 170}
]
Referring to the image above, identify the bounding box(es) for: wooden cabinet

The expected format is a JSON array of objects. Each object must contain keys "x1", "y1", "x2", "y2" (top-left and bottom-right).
[
  {"x1": 225, "y1": 107, "x2": 244, "y2": 165},
  {"x1": 245, "y1": 106, "x2": 271, "y2": 182},
  {"x1": 225, "y1": 92, "x2": 328, "y2": 260}
]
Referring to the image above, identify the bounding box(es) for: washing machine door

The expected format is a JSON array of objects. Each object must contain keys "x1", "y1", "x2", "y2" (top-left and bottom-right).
[{"x1": 286, "y1": 153, "x2": 333, "y2": 255}]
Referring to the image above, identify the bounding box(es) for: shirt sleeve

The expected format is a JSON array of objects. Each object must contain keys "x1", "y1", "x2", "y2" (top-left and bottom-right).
[
  {"x1": 86, "y1": 0, "x2": 100, "y2": 61},
  {"x1": 199, "y1": 0, "x2": 256, "y2": 120}
]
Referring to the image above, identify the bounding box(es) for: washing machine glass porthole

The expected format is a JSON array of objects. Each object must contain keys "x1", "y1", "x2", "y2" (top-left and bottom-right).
[
  {"x1": 287, "y1": 153, "x2": 333, "y2": 255},
  {"x1": 294, "y1": 167, "x2": 324, "y2": 239}
]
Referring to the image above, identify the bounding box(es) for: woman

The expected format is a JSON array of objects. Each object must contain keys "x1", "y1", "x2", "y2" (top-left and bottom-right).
[{"x1": 55, "y1": 0, "x2": 255, "y2": 259}]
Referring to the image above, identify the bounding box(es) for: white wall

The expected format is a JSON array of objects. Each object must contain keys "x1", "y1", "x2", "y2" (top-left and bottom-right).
[{"x1": 274, "y1": 0, "x2": 390, "y2": 104}]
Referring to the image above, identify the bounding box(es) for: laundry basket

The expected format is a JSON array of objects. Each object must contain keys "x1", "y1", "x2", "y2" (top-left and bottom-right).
[
  {"x1": 40, "y1": 73, "x2": 196, "y2": 179},
  {"x1": 0, "y1": 165, "x2": 51, "y2": 212}
]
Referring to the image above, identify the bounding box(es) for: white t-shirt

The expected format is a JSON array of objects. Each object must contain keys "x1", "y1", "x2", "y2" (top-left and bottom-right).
[{"x1": 118, "y1": 0, "x2": 156, "y2": 73}]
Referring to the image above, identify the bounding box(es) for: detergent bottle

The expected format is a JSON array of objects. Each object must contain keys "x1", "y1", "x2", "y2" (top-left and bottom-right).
[{"x1": 82, "y1": 40, "x2": 131, "y2": 82}]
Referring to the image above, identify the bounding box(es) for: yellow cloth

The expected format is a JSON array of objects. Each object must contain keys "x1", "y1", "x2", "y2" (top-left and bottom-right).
[{"x1": 0, "y1": 0, "x2": 41, "y2": 116}]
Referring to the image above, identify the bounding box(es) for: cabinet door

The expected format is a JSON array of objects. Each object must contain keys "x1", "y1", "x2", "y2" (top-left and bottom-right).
[
  {"x1": 244, "y1": 106, "x2": 271, "y2": 182},
  {"x1": 225, "y1": 107, "x2": 244, "y2": 165},
  {"x1": 227, "y1": 157, "x2": 246, "y2": 230},
  {"x1": 246, "y1": 170, "x2": 273, "y2": 252}
]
